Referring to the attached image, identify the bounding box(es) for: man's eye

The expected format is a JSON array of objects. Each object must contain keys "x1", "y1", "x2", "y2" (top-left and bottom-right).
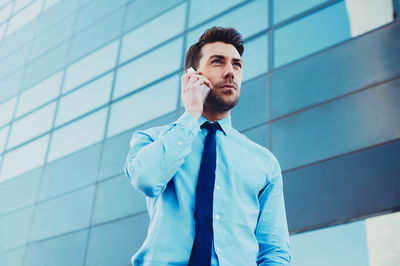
[
  {"x1": 212, "y1": 59, "x2": 222, "y2": 64},
  {"x1": 234, "y1": 62, "x2": 242, "y2": 68}
]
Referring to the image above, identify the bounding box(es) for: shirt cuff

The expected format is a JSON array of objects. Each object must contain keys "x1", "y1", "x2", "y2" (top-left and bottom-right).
[{"x1": 175, "y1": 112, "x2": 201, "y2": 137}]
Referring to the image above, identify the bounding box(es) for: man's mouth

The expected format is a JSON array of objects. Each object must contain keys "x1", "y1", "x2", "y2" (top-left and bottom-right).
[{"x1": 219, "y1": 84, "x2": 237, "y2": 90}]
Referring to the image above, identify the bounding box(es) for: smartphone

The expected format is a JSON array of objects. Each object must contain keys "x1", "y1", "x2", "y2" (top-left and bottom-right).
[{"x1": 186, "y1": 67, "x2": 210, "y2": 103}]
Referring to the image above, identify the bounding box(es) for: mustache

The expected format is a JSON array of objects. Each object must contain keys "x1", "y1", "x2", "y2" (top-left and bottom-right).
[{"x1": 214, "y1": 79, "x2": 239, "y2": 90}]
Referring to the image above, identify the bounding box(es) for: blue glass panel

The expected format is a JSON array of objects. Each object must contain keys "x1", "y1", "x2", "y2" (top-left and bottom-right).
[
  {"x1": 0, "y1": 207, "x2": 34, "y2": 250},
  {"x1": 13, "y1": 0, "x2": 35, "y2": 14},
  {"x1": 36, "y1": 0, "x2": 80, "y2": 34},
  {"x1": 38, "y1": 144, "x2": 101, "y2": 201},
  {"x1": 7, "y1": 102, "x2": 56, "y2": 148},
  {"x1": 63, "y1": 40, "x2": 118, "y2": 93},
  {"x1": 290, "y1": 221, "x2": 369, "y2": 266},
  {"x1": 113, "y1": 38, "x2": 182, "y2": 99},
  {"x1": 120, "y1": 3, "x2": 186, "y2": 63},
  {"x1": 186, "y1": 0, "x2": 268, "y2": 51},
  {"x1": 48, "y1": 107, "x2": 107, "y2": 162},
  {"x1": 85, "y1": 214, "x2": 149, "y2": 266},
  {"x1": 0, "y1": 135, "x2": 49, "y2": 181},
  {"x1": 273, "y1": 0, "x2": 329, "y2": 23},
  {"x1": 92, "y1": 174, "x2": 146, "y2": 225},
  {"x1": 274, "y1": 1, "x2": 351, "y2": 67},
  {"x1": 75, "y1": 0, "x2": 126, "y2": 33},
  {"x1": 242, "y1": 124, "x2": 269, "y2": 149},
  {"x1": 231, "y1": 74, "x2": 269, "y2": 131},
  {"x1": 99, "y1": 130, "x2": 131, "y2": 180},
  {"x1": 6, "y1": 0, "x2": 41, "y2": 36},
  {"x1": 0, "y1": 168, "x2": 40, "y2": 216},
  {"x1": 0, "y1": 70, "x2": 23, "y2": 102},
  {"x1": 189, "y1": 0, "x2": 245, "y2": 27},
  {"x1": 0, "y1": 97, "x2": 16, "y2": 127},
  {"x1": 68, "y1": 9, "x2": 123, "y2": 64},
  {"x1": 16, "y1": 71, "x2": 62, "y2": 117},
  {"x1": 242, "y1": 34, "x2": 268, "y2": 82},
  {"x1": 123, "y1": 0, "x2": 183, "y2": 33},
  {"x1": 0, "y1": 1, "x2": 11, "y2": 24},
  {"x1": 0, "y1": 246, "x2": 25, "y2": 266},
  {"x1": 109, "y1": 74, "x2": 179, "y2": 137},
  {"x1": 29, "y1": 14, "x2": 75, "y2": 61},
  {"x1": 271, "y1": 78, "x2": 400, "y2": 170},
  {"x1": 0, "y1": 125, "x2": 8, "y2": 154},
  {"x1": 30, "y1": 186, "x2": 94, "y2": 241},
  {"x1": 24, "y1": 230, "x2": 87, "y2": 266},
  {"x1": 22, "y1": 42, "x2": 69, "y2": 89},
  {"x1": 56, "y1": 73, "x2": 112, "y2": 126},
  {"x1": 0, "y1": 43, "x2": 29, "y2": 80}
]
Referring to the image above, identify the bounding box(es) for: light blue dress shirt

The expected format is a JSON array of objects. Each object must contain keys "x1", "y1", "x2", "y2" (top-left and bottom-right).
[{"x1": 125, "y1": 112, "x2": 291, "y2": 265}]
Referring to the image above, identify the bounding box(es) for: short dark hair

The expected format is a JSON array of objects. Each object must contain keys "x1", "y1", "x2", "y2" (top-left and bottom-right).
[{"x1": 184, "y1": 26, "x2": 244, "y2": 70}]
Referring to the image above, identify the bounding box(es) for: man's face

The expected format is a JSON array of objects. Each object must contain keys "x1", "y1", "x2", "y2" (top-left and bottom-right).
[{"x1": 197, "y1": 42, "x2": 243, "y2": 112}]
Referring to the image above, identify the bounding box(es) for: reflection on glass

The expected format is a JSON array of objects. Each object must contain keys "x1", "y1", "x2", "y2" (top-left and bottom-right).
[
  {"x1": 56, "y1": 73, "x2": 112, "y2": 126},
  {"x1": 186, "y1": 0, "x2": 268, "y2": 51},
  {"x1": 274, "y1": 1, "x2": 350, "y2": 67},
  {"x1": 114, "y1": 37, "x2": 183, "y2": 99},
  {"x1": 0, "y1": 97, "x2": 17, "y2": 127},
  {"x1": 16, "y1": 71, "x2": 62, "y2": 117},
  {"x1": 7, "y1": 102, "x2": 56, "y2": 149},
  {"x1": 0, "y1": 134, "x2": 49, "y2": 181},
  {"x1": 189, "y1": 0, "x2": 244, "y2": 27},
  {"x1": 0, "y1": 125, "x2": 9, "y2": 154},
  {"x1": 108, "y1": 74, "x2": 179, "y2": 138},
  {"x1": 48, "y1": 107, "x2": 107, "y2": 162},
  {"x1": 63, "y1": 40, "x2": 119, "y2": 93},
  {"x1": 120, "y1": 3, "x2": 186, "y2": 63},
  {"x1": 0, "y1": 2, "x2": 12, "y2": 24},
  {"x1": 273, "y1": 0, "x2": 328, "y2": 23},
  {"x1": 6, "y1": 0, "x2": 42, "y2": 36},
  {"x1": 13, "y1": 0, "x2": 34, "y2": 14},
  {"x1": 242, "y1": 34, "x2": 268, "y2": 82},
  {"x1": 44, "y1": 0, "x2": 60, "y2": 10},
  {"x1": 290, "y1": 220, "x2": 369, "y2": 266}
]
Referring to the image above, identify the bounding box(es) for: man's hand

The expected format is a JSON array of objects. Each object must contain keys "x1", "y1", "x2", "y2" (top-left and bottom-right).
[{"x1": 181, "y1": 70, "x2": 213, "y2": 120}]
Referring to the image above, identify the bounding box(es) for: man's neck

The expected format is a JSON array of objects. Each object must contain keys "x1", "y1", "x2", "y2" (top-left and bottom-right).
[{"x1": 201, "y1": 109, "x2": 231, "y2": 122}]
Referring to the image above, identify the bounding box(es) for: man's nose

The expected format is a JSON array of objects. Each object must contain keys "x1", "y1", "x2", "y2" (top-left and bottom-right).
[{"x1": 222, "y1": 64, "x2": 235, "y2": 80}]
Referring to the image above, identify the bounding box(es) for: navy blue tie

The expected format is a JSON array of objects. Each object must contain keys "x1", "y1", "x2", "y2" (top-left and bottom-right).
[{"x1": 189, "y1": 121, "x2": 221, "y2": 266}]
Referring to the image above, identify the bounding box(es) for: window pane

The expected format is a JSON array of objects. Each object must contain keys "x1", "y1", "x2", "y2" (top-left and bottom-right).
[
  {"x1": 189, "y1": 0, "x2": 245, "y2": 27},
  {"x1": 290, "y1": 221, "x2": 369, "y2": 266},
  {"x1": 16, "y1": 71, "x2": 62, "y2": 117},
  {"x1": 6, "y1": 0, "x2": 42, "y2": 36},
  {"x1": 63, "y1": 40, "x2": 119, "y2": 93},
  {"x1": 113, "y1": 37, "x2": 183, "y2": 99},
  {"x1": 0, "y1": 97, "x2": 17, "y2": 127},
  {"x1": 0, "y1": 23, "x2": 6, "y2": 41},
  {"x1": 274, "y1": 1, "x2": 351, "y2": 67},
  {"x1": 273, "y1": 0, "x2": 328, "y2": 23},
  {"x1": 7, "y1": 102, "x2": 56, "y2": 149},
  {"x1": 48, "y1": 108, "x2": 107, "y2": 162},
  {"x1": 0, "y1": 125, "x2": 9, "y2": 154},
  {"x1": 0, "y1": 2, "x2": 12, "y2": 24},
  {"x1": 13, "y1": 0, "x2": 34, "y2": 14},
  {"x1": 120, "y1": 3, "x2": 186, "y2": 63},
  {"x1": 242, "y1": 34, "x2": 268, "y2": 82},
  {"x1": 56, "y1": 73, "x2": 112, "y2": 126},
  {"x1": 186, "y1": 0, "x2": 268, "y2": 51},
  {"x1": 0, "y1": 134, "x2": 49, "y2": 181},
  {"x1": 44, "y1": 0, "x2": 60, "y2": 10},
  {"x1": 108, "y1": 74, "x2": 179, "y2": 138}
]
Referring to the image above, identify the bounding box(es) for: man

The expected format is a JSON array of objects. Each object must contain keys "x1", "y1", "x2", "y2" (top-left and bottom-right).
[{"x1": 125, "y1": 27, "x2": 291, "y2": 265}]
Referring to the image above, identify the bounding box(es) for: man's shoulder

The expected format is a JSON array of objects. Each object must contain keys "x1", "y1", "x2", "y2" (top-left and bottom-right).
[{"x1": 229, "y1": 127, "x2": 278, "y2": 162}]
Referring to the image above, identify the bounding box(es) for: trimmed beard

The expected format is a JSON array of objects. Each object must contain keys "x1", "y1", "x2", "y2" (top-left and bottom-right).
[{"x1": 204, "y1": 86, "x2": 240, "y2": 112}]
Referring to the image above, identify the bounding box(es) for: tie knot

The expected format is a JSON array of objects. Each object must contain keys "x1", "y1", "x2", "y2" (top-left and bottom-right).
[{"x1": 201, "y1": 121, "x2": 221, "y2": 133}]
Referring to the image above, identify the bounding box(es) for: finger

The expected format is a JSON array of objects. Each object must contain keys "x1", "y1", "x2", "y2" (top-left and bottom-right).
[{"x1": 194, "y1": 77, "x2": 213, "y2": 89}]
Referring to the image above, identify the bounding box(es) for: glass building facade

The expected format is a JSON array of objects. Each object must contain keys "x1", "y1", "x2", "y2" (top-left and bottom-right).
[{"x1": 0, "y1": 0, "x2": 399, "y2": 265}]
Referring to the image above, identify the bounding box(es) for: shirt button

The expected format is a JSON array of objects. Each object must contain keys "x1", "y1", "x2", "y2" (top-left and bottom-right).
[
  {"x1": 216, "y1": 185, "x2": 220, "y2": 190},
  {"x1": 178, "y1": 141, "x2": 182, "y2": 146},
  {"x1": 216, "y1": 247, "x2": 221, "y2": 252},
  {"x1": 215, "y1": 214, "x2": 220, "y2": 220}
]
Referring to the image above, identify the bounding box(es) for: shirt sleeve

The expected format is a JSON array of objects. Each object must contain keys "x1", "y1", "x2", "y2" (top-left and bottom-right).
[
  {"x1": 125, "y1": 112, "x2": 200, "y2": 198},
  {"x1": 255, "y1": 156, "x2": 292, "y2": 265}
]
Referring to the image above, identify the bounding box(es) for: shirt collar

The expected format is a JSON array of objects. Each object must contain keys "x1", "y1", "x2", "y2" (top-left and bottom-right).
[{"x1": 198, "y1": 115, "x2": 232, "y2": 136}]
